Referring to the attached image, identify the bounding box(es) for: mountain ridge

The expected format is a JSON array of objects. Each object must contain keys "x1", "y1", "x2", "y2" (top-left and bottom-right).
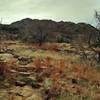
[{"x1": 0, "y1": 18, "x2": 100, "y2": 43}]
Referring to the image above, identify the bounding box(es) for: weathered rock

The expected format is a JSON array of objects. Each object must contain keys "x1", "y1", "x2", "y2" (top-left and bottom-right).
[
  {"x1": 18, "y1": 56, "x2": 32, "y2": 65},
  {"x1": 10, "y1": 86, "x2": 43, "y2": 100}
]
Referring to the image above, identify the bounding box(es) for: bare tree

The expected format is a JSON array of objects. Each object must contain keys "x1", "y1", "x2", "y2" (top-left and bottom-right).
[
  {"x1": 95, "y1": 11, "x2": 100, "y2": 29},
  {"x1": 91, "y1": 11, "x2": 100, "y2": 62},
  {"x1": 35, "y1": 26, "x2": 47, "y2": 46},
  {"x1": 77, "y1": 11, "x2": 100, "y2": 62}
]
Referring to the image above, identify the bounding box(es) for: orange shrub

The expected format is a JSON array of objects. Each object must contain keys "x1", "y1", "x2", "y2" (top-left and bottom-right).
[
  {"x1": 50, "y1": 59, "x2": 66, "y2": 81},
  {"x1": 44, "y1": 57, "x2": 52, "y2": 67},
  {"x1": 34, "y1": 58, "x2": 42, "y2": 70}
]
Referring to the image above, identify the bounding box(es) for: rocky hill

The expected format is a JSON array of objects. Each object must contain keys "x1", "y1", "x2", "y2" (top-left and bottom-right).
[{"x1": 0, "y1": 18, "x2": 100, "y2": 43}]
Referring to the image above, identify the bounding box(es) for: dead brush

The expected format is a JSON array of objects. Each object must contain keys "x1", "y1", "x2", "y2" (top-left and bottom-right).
[
  {"x1": 34, "y1": 57, "x2": 52, "y2": 70},
  {"x1": 58, "y1": 59, "x2": 66, "y2": 74},
  {"x1": 44, "y1": 81, "x2": 62, "y2": 100},
  {"x1": 54, "y1": 59, "x2": 66, "y2": 74},
  {"x1": 72, "y1": 63, "x2": 100, "y2": 84},
  {"x1": 39, "y1": 43, "x2": 60, "y2": 51},
  {"x1": 50, "y1": 59, "x2": 66, "y2": 81},
  {"x1": 43, "y1": 57, "x2": 52, "y2": 68},
  {"x1": 0, "y1": 60, "x2": 18, "y2": 83},
  {"x1": 49, "y1": 44, "x2": 60, "y2": 51},
  {"x1": 34, "y1": 58, "x2": 43, "y2": 72}
]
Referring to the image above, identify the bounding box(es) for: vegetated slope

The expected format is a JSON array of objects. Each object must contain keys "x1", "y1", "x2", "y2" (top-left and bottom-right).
[{"x1": 0, "y1": 18, "x2": 100, "y2": 43}]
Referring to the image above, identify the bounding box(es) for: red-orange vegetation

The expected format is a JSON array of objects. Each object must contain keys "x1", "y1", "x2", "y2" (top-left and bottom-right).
[
  {"x1": 34, "y1": 57, "x2": 53, "y2": 69},
  {"x1": 72, "y1": 64, "x2": 100, "y2": 83},
  {"x1": 0, "y1": 59, "x2": 18, "y2": 83},
  {"x1": 44, "y1": 57, "x2": 52, "y2": 67},
  {"x1": 54, "y1": 59, "x2": 66, "y2": 74},
  {"x1": 50, "y1": 59, "x2": 66, "y2": 81},
  {"x1": 34, "y1": 43, "x2": 60, "y2": 51},
  {"x1": 34, "y1": 58, "x2": 41, "y2": 67},
  {"x1": 34, "y1": 58, "x2": 43, "y2": 70}
]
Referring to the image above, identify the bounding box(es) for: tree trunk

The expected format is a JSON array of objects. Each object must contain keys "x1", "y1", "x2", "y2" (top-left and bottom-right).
[
  {"x1": 39, "y1": 41, "x2": 42, "y2": 46},
  {"x1": 98, "y1": 52, "x2": 100, "y2": 62}
]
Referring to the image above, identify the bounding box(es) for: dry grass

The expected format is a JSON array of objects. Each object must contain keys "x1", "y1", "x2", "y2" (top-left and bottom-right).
[{"x1": 0, "y1": 41, "x2": 100, "y2": 100}]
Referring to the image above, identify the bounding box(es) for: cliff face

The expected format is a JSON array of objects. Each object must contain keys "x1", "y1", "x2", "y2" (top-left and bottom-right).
[{"x1": 0, "y1": 18, "x2": 100, "y2": 43}]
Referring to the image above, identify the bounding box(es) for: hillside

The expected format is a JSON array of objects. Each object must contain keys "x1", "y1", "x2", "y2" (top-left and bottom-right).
[
  {"x1": 0, "y1": 18, "x2": 100, "y2": 43},
  {"x1": 0, "y1": 19, "x2": 100, "y2": 100}
]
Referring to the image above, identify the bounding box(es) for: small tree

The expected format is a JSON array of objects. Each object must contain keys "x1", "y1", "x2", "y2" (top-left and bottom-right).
[
  {"x1": 95, "y1": 11, "x2": 100, "y2": 29},
  {"x1": 57, "y1": 34, "x2": 71, "y2": 43},
  {"x1": 93, "y1": 11, "x2": 100, "y2": 62},
  {"x1": 35, "y1": 26, "x2": 47, "y2": 46}
]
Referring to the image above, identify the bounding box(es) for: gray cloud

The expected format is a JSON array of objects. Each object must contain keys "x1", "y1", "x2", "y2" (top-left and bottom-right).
[{"x1": 0, "y1": 0, "x2": 99, "y2": 24}]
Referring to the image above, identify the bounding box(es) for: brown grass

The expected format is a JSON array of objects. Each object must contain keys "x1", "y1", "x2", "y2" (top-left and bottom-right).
[{"x1": 0, "y1": 41, "x2": 100, "y2": 99}]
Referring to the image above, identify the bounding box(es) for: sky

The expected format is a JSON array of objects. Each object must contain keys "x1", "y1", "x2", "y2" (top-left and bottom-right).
[{"x1": 0, "y1": 0, "x2": 100, "y2": 25}]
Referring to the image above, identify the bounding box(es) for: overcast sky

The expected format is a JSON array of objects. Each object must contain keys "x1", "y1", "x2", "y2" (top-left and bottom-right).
[{"x1": 0, "y1": 0, "x2": 100, "y2": 25}]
